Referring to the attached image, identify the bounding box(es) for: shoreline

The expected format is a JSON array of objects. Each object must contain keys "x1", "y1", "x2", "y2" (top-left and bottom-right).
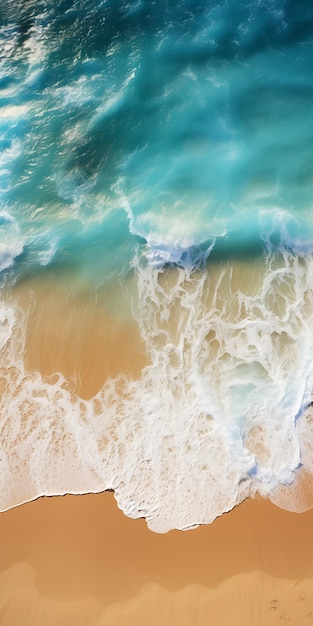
[{"x1": 2, "y1": 264, "x2": 313, "y2": 623}]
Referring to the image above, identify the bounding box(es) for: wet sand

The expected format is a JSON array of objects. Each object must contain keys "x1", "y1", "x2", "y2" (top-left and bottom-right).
[
  {"x1": 11, "y1": 270, "x2": 147, "y2": 399},
  {"x1": 1, "y1": 493, "x2": 313, "y2": 625},
  {"x1": 1, "y1": 268, "x2": 313, "y2": 623}
]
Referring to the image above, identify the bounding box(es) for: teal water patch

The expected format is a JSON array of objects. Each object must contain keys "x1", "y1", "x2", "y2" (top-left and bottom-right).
[{"x1": 1, "y1": 0, "x2": 313, "y2": 279}]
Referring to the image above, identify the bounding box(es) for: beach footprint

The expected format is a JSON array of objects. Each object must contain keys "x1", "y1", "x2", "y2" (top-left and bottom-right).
[{"x1": 270, "y1": 599, "x2": 280, "y2": 611}]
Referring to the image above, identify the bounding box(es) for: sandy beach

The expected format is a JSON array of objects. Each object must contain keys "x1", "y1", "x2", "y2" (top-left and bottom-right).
[
  {"x1": 2, "y1": 0, "x2": 313, "y2": 621},
  {"x1": 1, "y1": 493, "x2": 313, "y2": 625},
  {"x1": 0, "y1": 270, "x2": 312, "y2": 624}
]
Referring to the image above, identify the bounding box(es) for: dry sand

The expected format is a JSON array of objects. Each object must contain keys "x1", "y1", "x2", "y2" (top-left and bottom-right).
[{"x1": 1, "y1": 269, "x2": 313, "y2": 624}]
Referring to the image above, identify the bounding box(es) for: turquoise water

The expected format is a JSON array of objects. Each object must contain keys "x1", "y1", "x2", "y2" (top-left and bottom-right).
[
  {"x1": 1, "y1": 0, "x2": 313, "y2": 531},
  {"x1": 1, "y1": 0, "x2": 313, "y2": 279}
]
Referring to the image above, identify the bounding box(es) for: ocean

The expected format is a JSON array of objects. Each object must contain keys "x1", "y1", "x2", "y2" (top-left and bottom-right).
[{"x1": 1, "y1": 0, "x2": 313, "y2": 532}]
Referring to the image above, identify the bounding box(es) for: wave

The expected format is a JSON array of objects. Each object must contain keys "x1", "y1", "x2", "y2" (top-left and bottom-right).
[
  {"x1": 1, "y1": 245, "x2": 313, "y2": 532},
  {"x1": 1, "y1": 0, "x2": 313, "y2": 532},
  {"x1": 2, "y1": 0, "x2": 313, "y2": 283}
]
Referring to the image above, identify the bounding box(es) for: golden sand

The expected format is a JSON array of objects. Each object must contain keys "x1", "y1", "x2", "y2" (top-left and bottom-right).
[
  {"x1": 11, "y1": 270, "x2": 147, "y2": 399},
  {"x1": 0, "y1": 493, "x2": 313, "y2": 625},
  {"x1": 1, "y1": 267, "x2": 312, "y2": 624}
]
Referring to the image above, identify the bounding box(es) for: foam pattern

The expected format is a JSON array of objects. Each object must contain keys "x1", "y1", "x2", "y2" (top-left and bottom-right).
[{"x1": 1, "y1": 247, "x2": 313, "y2": 532}]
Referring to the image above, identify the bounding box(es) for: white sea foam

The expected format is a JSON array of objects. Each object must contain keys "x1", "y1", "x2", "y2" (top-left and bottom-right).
[
  {"x1": 0, "y1": 248, "x2": 313, "y2": 532},
  {"x1": 0, "y1": 213, "x2": 25, "y2": 271}
]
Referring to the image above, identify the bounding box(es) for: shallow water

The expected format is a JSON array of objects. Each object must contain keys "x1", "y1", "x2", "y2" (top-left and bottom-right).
[{"x1": 1, "y1": 0, "x2": 313, "y2": 531}]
